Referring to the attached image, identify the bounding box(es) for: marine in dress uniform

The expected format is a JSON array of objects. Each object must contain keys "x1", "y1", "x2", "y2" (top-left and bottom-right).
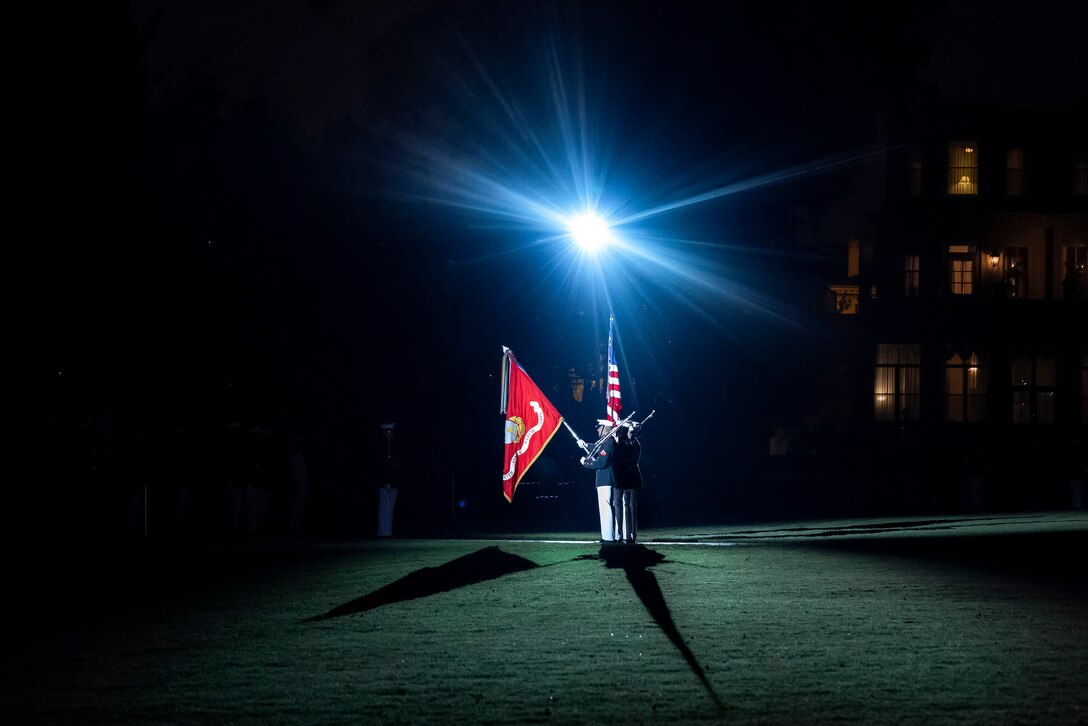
[
  {"x1": 377, "y1": 423, "x2": 399, "y2": 537},
  {"x1": 581, "y1": 419, "x2": 621, "y2": 542},
  {"x1": 612, "y1": 422, "x2": 643, "y2": 543}
]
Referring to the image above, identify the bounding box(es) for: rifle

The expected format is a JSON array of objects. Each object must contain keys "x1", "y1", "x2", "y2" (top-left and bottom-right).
[{"x1": 582, "y1": 410, "x2": 638, "y2": 459}]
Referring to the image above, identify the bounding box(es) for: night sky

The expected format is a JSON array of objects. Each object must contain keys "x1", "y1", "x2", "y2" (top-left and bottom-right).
[{"x1": 22, "y1": 1, "x2": 1088, "y2": 535}]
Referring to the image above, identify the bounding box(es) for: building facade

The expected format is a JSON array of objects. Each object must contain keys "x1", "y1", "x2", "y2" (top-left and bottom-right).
[{"x1": 832, "y1": 103, "x2": 1087, "y2": 512}]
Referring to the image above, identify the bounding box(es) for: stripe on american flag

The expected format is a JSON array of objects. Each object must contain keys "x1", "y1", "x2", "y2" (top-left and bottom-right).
[{"x1": 606, "y1": 315, "x2": 622, "y2": 423}]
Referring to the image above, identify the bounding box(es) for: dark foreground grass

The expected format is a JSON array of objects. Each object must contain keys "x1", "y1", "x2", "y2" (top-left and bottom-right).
[{"x1": 3, "y1": 512, "x2": 1087, "y2": 724}]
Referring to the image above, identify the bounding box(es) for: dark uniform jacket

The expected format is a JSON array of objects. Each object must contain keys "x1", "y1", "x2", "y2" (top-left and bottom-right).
[
  {"x1": 613, "y1": 436, "x2": 643, "y2": 490},
  {"x1": 582, "y1": 436, "x2": 616, "y2": 487}
]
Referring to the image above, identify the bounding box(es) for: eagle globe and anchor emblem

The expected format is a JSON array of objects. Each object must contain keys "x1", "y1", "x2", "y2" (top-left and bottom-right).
[
  {"x1": 502, "y1": 401, "x2": 547, "y2": 482},
  {"x1": 504, "y1": 415, "x2": 526, "y2": 446}
]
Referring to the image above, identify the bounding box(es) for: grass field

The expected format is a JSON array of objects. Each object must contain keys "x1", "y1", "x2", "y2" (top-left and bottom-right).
[{"x1": 3, "y1": 512, "x2": 1087, "y2": 724}]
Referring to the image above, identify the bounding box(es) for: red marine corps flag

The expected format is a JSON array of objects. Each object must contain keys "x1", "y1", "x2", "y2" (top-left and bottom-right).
[{"x1": 500, "y1": 347, "x2": 564, "y2": 503}]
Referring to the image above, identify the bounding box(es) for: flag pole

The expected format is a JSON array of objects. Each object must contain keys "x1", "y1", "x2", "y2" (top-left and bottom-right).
[
  {"x1": 500, "y1": 346, "x2": 511, "y2": 414},
  {"x1": 562, "y1": 420, "x2": 591, "y2": 454}
]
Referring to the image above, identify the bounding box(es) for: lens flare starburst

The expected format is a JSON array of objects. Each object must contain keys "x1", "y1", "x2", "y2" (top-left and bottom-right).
[
  {"x1": 371, "y1": 10, "x2": 882, "y2": 338},
  {"x1": 567, "y1": 212, "x2": 612, "y2": 253}
]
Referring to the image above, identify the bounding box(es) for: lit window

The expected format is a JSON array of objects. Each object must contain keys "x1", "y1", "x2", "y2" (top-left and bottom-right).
[
  {"x1": 1064, "y1": 245, "x2": 1088, "y2": 300},
  {"x1": 948, "y1": 244, "x2": 975, "y2": 295},
  {"x1": 875, "y1": 344, "x2": 920, "y2": 422},
  {"x1": 568, "y1": 368, "x2": 585, "y2": 402},
  {"x1": 830, "y1": 285, "x2": 859, "y2": 315},
  {"x1": 1011, "y1": 355, "x2": 1056, "y2": 423},
  {"x1": 904, "y1": 255, "x2": 920, "y2": 297},
  {"x1": 848, "y1": 239, "x2": 860, "y2": 278},
  {"x1": 945, "y1": 349, "x2": 988, "y2": 422},
  {"x1": 951, "y1": 261, "x2": 974, "y2": 295},
  {"x1": 1004, "y1": 246, "x2": 1029, "y2": 299},
  {"x1": 949, "y1": 142, "x2": 978, "y2": 195},
  {"x1": 1005, "y1": 148, "x2": 1024, "y2": 196}
]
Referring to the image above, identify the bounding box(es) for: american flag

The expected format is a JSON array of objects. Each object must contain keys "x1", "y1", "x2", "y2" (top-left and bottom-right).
[{"x1": 606, "y1": 314, "x2": 622, "y2": 423}]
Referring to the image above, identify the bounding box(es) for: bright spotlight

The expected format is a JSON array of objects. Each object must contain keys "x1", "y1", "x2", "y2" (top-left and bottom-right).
[{"x1": 567, "y1": 213, "x2": 612, "y2": 252}]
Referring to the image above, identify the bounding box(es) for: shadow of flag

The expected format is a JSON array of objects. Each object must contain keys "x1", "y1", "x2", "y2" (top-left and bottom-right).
[
  {"x1": 308, "y1": 546, "x2": 539, "y2": 621},
  {"x1": 596, "y1": 544, "x2": 726, "y2": 713}
]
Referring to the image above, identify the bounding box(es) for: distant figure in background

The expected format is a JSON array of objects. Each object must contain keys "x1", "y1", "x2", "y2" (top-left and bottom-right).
[
  {"x1": 769, "y1": 424, "x2": 791, "y2": 456},
  {"x1": 613, "y1": 421, "x2": 643, "y2": 543},
  {"x1": 377, "y1": 423, "x2": 399, "y2": 537},
  {"x1": 582, "y1": 419, "x2": 620, "y2": 543}
]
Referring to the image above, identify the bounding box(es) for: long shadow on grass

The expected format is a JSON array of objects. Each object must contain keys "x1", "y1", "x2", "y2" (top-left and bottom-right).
[
  {"x1": 802, "y1": 529, "x2": 1088, "y2": 594},
  {"x1": 308, "y1": 546, "x2": 539, "y2": 621},
  {"x1": 695, "y1": 514, "x2": 1047, "y2": 541},
  {"x1": 584, "y1": 544, "x2": 726, "y2": 713}
]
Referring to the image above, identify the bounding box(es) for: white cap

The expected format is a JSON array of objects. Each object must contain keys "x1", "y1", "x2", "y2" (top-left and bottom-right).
[{"x1": 596, "y1": 419, "x2": 614, "y2": 427}]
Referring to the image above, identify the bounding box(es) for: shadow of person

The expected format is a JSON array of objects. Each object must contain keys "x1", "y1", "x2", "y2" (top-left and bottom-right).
[
  {"x1": 308, "y1": 546, "x2": 539, "y2": 621},
  {"x1": 597, "y1": 544, "x2": 726, "y2": 712}
]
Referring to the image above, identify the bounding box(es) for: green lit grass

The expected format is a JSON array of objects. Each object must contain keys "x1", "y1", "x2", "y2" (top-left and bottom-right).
[{"x1": 3, "y1": 512, "x2": 1086, "y2": 724}]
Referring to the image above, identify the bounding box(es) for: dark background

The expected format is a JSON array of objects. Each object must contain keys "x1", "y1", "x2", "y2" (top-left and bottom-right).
[{"x1": 18, "y1": 1, "x2": 1088, "y2": 539}]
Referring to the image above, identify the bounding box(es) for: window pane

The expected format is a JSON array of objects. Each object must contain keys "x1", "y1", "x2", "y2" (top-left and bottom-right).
[
  {"x1": 1005, "y1": 246, "x2": 1029, "y2": 298},
  {"x1": 900, "y1": 367, "x2": 920, "y2": 421},
  {"x1": 944, "y1": 355, "x2": 986, "y2": 422},
  {"x1": 945, "y1": 366, "x2": 963, "y2": 421},
  {"x1": 1036, "y1": 392, "x2": 1055, "y2": 423},
  {"x1": 904, "y1": 255, "x2": 920, "y2": 297},
  {"x1": 1006, "y1": 149, "x2": 1024, "y2": 196},
  {"x1": 875, "y1": 344, "x2": 920, "y2": 421},
  {"x1": 875, "y1": 367, "x2": 895, "y2": 395},
  {"x1": 1013, "y1": 391, "x2": 1030, "y2": 423},
  {"x1": 1064, "y1": 246, "x2": 1088, "y2": 299},
  {"x1": 874, "y1": 366, "x2": 895, "y2": 421},
  {"x1": 1011, "y1": 357, "x2": 1031, "y2": 386},
  {"x1": 968, "y1": 366, "x2": 986, "y2": 395},
  {"x1": 877, "y1": 344, "x2": 919, "y2": 365},
  {"x1": 946, "y1": 367, "x2": 964, "y2": 396},
  {"x1": 1036, "y1": 356, "x2": 1056, "y2": 386},
  {"x1": 952, "y1": 259, "x2": 974, "y2": 295},
  {"x1": 968, "y1": 364, "x2": 987, "y2": 422},
  {"x1": 949, "y1": 142, "x2": 978, "y2": 195}
]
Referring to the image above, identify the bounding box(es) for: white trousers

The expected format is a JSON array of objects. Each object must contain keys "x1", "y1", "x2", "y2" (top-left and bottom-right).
[{"x1": 597, "y1": 486, "x2": 619, "y2": 541}]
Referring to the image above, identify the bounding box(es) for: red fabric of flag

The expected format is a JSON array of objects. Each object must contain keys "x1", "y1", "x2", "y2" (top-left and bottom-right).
[
  {"x1": 606, "y1": 315, "x2": 622, "y2": 424},
  {"x1": 502, "y1": 352, "x2": 563, "y2": 503}
]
